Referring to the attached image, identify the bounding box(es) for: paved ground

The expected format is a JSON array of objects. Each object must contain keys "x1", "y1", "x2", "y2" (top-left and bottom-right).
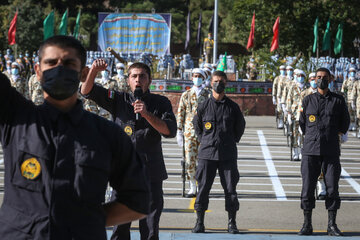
[{"x1": 1, "y1": 116, "x2": 360, "y2": 239}]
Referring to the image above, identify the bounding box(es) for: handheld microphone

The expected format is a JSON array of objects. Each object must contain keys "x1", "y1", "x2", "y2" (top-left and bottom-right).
[{"x1": 134, "y1": 86, "x2": 143, "y2": 120}]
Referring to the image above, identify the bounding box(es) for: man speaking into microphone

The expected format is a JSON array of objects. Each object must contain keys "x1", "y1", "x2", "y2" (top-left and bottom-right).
[{"x1": 81, "y1": 60, "x2": 177, "y2": 240}]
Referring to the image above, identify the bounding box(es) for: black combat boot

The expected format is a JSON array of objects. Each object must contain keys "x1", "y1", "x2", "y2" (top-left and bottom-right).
[
  {"x1": 327, "y1": 210, "x2": 343, "y2": 236},
  {"x1": 192, "y1": 210, "x2": 205, "y2": 233},
  {"x1": 298, "y1": 210, "x2": 313, "y2": 235},
  {"x1": 227, "y1": 211, "x2": 239, "y2": 234}
]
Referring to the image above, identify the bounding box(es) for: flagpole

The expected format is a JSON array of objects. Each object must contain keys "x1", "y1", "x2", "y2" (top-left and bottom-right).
[{"x1": 213, "y1": 0, "x2": 218, "y2": 65}]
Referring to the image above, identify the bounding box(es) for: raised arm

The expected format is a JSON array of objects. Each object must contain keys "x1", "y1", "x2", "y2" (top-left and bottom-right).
[{"x1": 80, "y1": 59, "x2": 107, "y2": 95}]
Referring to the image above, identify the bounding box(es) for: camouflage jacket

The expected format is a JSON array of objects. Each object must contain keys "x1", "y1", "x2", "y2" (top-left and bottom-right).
[
  {"x1": 112, "y1": 75, "x2": 130, "y2": 93},
  {"x1": 28, "y1": 74, "x2": 44, "y2": 105},
  {"x1": 9, "y1": 75, "x2": 29, "y2": 99},
  {"x1": 177, "y1": 87, "x2": 211, "y2": 138},
  {"x1": 350, "y1": 80, "x2": 360, "y2": 105},
  {"x1": 276, "y1": 76, "x2": 288, "y2": 100},
  {"x1": 341, "y1": 78, "x2": 356, "y2": 102},
  {"x1": 280, "y1": 78, "x2": 295, "y2": 104},
  {"x1": 286, "y1": 84, "x2": 308, "y2": 121},
  {"x1": 273, "y1": 75, "x2": 286, "y2": 98}
]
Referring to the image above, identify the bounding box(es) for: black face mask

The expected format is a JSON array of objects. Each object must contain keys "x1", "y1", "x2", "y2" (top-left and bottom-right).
[
  {"x1": 317, "y1": 77, "x2": 329, "y2": 90},
  {"x1": 41, "y1": 65, "x2": 80, "y2": 100},
  {"x1": 212, "y1": 81, "x2": 225, "y2": 93}
]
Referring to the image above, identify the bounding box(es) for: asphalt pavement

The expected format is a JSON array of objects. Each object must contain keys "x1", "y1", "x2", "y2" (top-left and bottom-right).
[{"x1": 1, "y1": 116, "x2": 360, "y2": 239}]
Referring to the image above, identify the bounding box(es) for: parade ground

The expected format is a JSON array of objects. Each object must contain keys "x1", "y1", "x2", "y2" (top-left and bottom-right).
[{"x1": 1, "y1": 116, "x2": 360, "y2": 239}]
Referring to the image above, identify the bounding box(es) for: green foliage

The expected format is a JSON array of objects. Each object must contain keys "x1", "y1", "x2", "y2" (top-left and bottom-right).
[{"x1": 0, "y1": 0, "x2": 358, "y2": 62}]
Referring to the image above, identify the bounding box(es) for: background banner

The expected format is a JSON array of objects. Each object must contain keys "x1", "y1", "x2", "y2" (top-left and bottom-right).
[{"x1": 98, "y1": 13, "x2": 171, "y2": 55}]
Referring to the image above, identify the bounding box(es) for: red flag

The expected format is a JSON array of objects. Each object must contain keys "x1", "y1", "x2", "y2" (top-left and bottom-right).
[
  {"x1": 270, "y1": 17, "x2": 280, "y2": 52},
  {"x1": 246, "y1": 12, "x2": 255, "y2": 50},
  {"x1": 8, "y1": 11, "x2": 18, "y2": 45}
]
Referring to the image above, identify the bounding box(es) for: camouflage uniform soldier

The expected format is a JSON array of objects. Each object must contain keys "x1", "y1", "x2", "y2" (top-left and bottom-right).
[
  {"x1": 286, "y1": 70, "x2": 307, "y2": 160},
  {"x1": 112, "y1": 62, "x2": 130, "y2": 93},
  {"x1": 273, "y1": 65, "x2": 286, "y2": 128},
  {"x1": 28, "y1": 74, "x2": 44, "y2": 105},
  {"x1": 203, "y1": 33, "x2": 214, "y2": 63},
  {"x1": 341, "y1": 67, "x2": 357, "y2": 130},
  {"x1": 9, "y1": 62, "x2": 29, "y2": 99},
  {"x1": 350, "y1": 75, "x2": 360, "y2": 138},
  {"x1": 280, "y1": 66, "x2": 295, "y2": 122},
  {"x1": 2, "y1": 60, "x2": 12, "y2": 79},
  {"x1": 305, "y1": 73, "x2": 317, "y2": 96},
  {"x1": 177, "y1": 68, "x2": 210, "y2": 198}
]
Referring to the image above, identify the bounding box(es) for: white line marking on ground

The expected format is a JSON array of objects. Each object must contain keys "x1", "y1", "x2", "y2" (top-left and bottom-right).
[
  {"x1": 257, "y1": 130, "x2": 287, "y2": 200},
  {"x1": 341, "y1": 168, "x2": 360, "y2": 195}
]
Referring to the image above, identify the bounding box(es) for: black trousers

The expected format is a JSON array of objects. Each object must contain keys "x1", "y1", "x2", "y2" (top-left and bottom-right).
[
  {"x1": 301, "y1": 155, "x2": 341, "y2": 210},
  {"x1": 194, "y1": 159, "x2": 239, "y2": 212},
  {"x1": 111, "y1": 181, "x2": 164, "y2": 240}
]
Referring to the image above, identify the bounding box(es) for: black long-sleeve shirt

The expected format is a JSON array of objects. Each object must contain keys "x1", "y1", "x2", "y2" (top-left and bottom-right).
[
  {"x1": 193, "y1": 95, "x2": 246, "y2": 161},
  {"x1": 299, "y1": 91, "x2": 350, "y2": 156},
  {"x1": 84, "y1": 84, "x2": 177, "y2": 182},
  {"x1": 0, "y1": 73, "x2": 149, "y2": 240}
]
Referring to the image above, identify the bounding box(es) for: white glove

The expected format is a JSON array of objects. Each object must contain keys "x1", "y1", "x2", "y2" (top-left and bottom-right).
[
  {"x1": 272, "y1": 96, "x2": 277, "y2": 105},
  {"x1": 341, "y1": 132, "x2": 348, "y2": 143},
  {"x1": 282, "y1": 104, "x2": 288, "y2": 116},
  {"x1": 352, "y1": 102, "x2": 356, "y2": 110},
  {"x1": 287, "y1": 114, "x2": 292, "y2": 125},
  {"x1": 298, "y1": 126, "x2": 303, "y2": 135},
  {"x1": 176, "y1": 130, "x2": 184, "y2": 147}
]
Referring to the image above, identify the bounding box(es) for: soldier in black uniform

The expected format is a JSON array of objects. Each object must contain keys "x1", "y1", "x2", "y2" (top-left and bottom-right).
[
  {"x1": 192, "y1": 70, "x2": 246, "y2": 234},
  {"x1": 298, "y1": 67, "x2": 350, "y2": 236},
  {"x1": 81, "y1": 60, "x2": 177, "y2": 240},
  {"x1": 0, "y1": 36, "x2": 150, "y2": 240}
]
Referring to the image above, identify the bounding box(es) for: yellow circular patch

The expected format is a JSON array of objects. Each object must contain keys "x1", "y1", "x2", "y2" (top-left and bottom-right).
[
  {"x1": 309, "y1": 115, "x2": 316, "y2": 123},
  {"x1": 124, "y1": 125, "x2": 133, "y2": 136},
  {"x1": 21, "y1": 158, "x2": 41, "y2": 180},
  {"x1": 204, "y1": 122, "x2": 212, "y2": 130}
]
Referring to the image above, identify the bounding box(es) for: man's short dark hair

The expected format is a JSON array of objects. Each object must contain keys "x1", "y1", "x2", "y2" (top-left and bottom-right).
[
  {"x1": 316, "y1": 67, "x2": 330, "y2": 77},
  {"x1": 211, "y1": 70, "x2": 227, "y2": 81},
  {"x1": 38, "y1": 35, "x2": 87, "y2": 69},
  {"x1": 128, "y1": 62, "x2": 152, "y2": 78}
]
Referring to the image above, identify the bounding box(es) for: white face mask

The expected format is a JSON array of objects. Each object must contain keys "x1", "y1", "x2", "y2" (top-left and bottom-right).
[
  {"x1": 192, "y1": 77, "x2": 203, "y2": 87},
  {"x1": 117, "y1": 69, "x2": 124, "y2": 76}
]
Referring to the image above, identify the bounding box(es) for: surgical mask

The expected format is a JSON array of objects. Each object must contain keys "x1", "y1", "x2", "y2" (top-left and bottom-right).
[
  {"x1": 350, "y1": 72, "x2": 355, "y2": 77},
  {"x1": 280, "y1": 70, "x2": 286, "y2": 76},
  {"x1": 41, "y1": 65, "x2": 80, "y2": 100},
  {"x1": 192, "y1": 77, "x2": 203, "y2": 87},
  {"x1": 212, "y1": 81, "x2": 225, "y2": 93},
  {"x1": 11, "y1": 68, "x2": 19, "y2": 75},
  {"x1": 287, "y1": 70, "x2": 293, "y2": 76},
  {"x1": 117, "y1": 69, "x2": 124, "y2": 76},
  {"x1": 296, "y1": 76, "x2": 305, "y2": 83},
  {"x1": 310, "y1": 80, "x2": 317, "y2": 89},
  {"x1": 101, "y1": 71, "x2": 109, "y2": 79},
  {"x1": 317, "y1": 77, "x2": 329, "y2": 90}
]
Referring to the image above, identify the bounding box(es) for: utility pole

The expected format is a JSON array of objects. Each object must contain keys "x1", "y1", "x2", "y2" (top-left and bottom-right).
[{"x1": 213, "y1": 0, "x2": 218, "y2": 65}]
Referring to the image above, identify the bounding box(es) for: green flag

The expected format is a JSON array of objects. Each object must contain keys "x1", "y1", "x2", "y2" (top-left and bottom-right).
[
  {"x1": 73, "y1": 9, "x2": 81, "y2": 39},
  {"x1": 216, "y1": 52, "x2": 227, "y2": 71},
  {"x1": 58, "y1": 9, "x2": 68, "y2": 35},
  {"x1": 322, "y1": 19, "x2": 331, "y2": 51},
  {"x1": 43, "y1": 11, "x2": 54, "y2": 40},
  {"x1": 312, "y1": 17, "x2": 318, "y2": 53},
  {"x1": 334, "y1": 23, "x2": 343, "y2": 55}
]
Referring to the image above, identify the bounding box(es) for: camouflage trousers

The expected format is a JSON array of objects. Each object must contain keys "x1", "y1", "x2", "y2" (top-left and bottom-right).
[
  {"x1": 347, "y1": 102, "x2": 356, "y2": 123},
  {"x1": 291, "y1": 121, "x2": 302, "y2": 148},
  {"x1": 276, "y1": 103, "x2": 283, "y2": 120},
  {"x1": 184, "y1": 136, "x2": 200, "y2": 181}
]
